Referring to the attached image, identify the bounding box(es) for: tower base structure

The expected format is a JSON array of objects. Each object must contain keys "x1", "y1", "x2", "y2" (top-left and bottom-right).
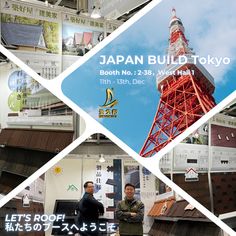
[{"x1": 140, "y1": 64, "x2": 216, "y2": 157}]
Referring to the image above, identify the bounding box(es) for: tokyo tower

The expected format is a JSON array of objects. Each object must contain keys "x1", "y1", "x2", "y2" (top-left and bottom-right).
[{"x1": 140, "y1": 9, "x2": 216, "y2": 157}]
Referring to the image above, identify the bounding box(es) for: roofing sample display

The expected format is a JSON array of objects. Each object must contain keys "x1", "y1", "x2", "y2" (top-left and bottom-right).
[
  {"x1": 1, "y1": 23, "x2": 46, "y2": 49},
  {"x1": 0, "y1": 129, "x2": 74, "y2": 153},
  {"x1": 173, "y1": 174, "x2": 211, "y2": 210},
  {"x1": 148, "y1": 197, "x2": 175, "y2": 217}
]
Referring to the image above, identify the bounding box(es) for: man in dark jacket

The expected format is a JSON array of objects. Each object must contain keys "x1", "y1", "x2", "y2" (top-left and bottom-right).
[
  {"x1": 77, "y1": 181, "x2": 104, "y2": 236},
  {"x1": 115, "y1": 183, "x2": 144, "y2": 236}
]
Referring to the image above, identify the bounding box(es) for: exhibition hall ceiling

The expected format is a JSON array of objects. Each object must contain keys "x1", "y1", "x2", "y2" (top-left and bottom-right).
[
  {"x1": 32, "y1": 0, "x2": 152, "y2": 20},
  {"x1": 222, "y1": 100, "x2": 236, "y2": 117}
]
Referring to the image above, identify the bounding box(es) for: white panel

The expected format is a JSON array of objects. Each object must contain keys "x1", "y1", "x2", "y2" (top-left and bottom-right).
[
  {"x1": 44, "y1": 158, "x2": 82, "y2": 236},
  {"x1": 211, "y1": 146, "x2": 236, "y2": 171},
  {"x1": 11, "y1": 51, "x2": 61, "y2": 80},
  {"x1": 159, "y1": 152, "x2": 172, "y2": 172},
  {"x1": 7, "y1": 115, "x2": 73, "y2": 128},
  {"x1": 140, "y1": 166, "x2": 156, "y2": 234},
  {"x1": 173, "y1": 143, "x2": 208, "y2": 171},
  {"x1": 62, "y1": 55, "x2": 81, "y2": 71},
  {"x1": 212, "y1": 114, "x2": 236, "y2": 129},
  {"x1": 17, "y1": 178, "x2": 45, "y2": 202},
  {"x1": 44, "y1": 158, "x2": 82, "y2": 215}
]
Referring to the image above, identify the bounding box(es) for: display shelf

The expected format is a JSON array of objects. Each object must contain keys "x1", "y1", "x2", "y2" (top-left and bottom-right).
[{"x1": 7, "y1": 115, "x2": 73, "y2": 128}]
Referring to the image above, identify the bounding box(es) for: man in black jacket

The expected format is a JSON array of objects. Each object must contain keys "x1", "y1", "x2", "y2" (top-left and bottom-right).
[{"x1": 77, "y1": 181, "x2": 104, "y2": 236}]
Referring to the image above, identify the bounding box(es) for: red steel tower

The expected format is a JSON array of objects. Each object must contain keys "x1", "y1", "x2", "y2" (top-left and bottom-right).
[{"x1": 140, "y1": 9, "x2": 216, "y2": 157}]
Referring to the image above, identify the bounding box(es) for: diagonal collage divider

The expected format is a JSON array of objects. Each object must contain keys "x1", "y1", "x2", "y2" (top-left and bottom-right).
[{"x1": 0, "y1": 0, "x2": 236, "y2": 235}]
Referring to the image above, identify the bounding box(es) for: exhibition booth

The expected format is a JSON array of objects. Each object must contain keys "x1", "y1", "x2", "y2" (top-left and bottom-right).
[
  {"x1": 160, "y1": 100, "x2": 236, "y2": 231},
  {"x1": 0, "y1": 60, "x2": 85, "y2": 197},
  {"x1": 0, "y1": 135, "x2": 225, "y2": 236},
  {"x1": 0, "y1": 0, "x2": 131, "y2": 79}
]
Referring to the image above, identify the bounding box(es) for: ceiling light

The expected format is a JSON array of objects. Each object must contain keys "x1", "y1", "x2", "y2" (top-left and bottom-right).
[
  {"x1": 99, "y1": 154, "x2": 105, "y2": 163},
  {"x1": 91, "y1": 6, "x2": 101, "y2": 19}
]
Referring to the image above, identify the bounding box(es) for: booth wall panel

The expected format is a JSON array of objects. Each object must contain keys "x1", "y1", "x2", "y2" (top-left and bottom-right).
[
  {"x1": 0, "y1": 129, "x2": 14, "y2": 145},
  {"x1": 46, "y1": 131, "x2": 74, "y2": 153},
  {"x1": 0, "y1": 200, "x2": 17, "y2": 236},
  {"x1": 0, "y1": 129, "x2": 74, "y2": 153},
  {"x1": 0, "y1": 171, "x2": 27, "y2": 195},
  {"x1": 149, "y1": 220, "x2": 221, "y2": 236},
  {"x1": 16, "y1": 200, "x2": 45, "y2": 236},
  {"x1": 28, "y1": 131, "x2": 50, "y2": 151},
  {"x1": 212, "y1": 172, "x2": 236, "y2": 215},
  {"x1": 211, "y1": 124, "x2": 236, "y2": 148},
  {"x1": 173, "y1": 174, "x2": 211, "y2": 209},
  {"x1": 7, "y1": 130, "x2": 32, "y2": 148},
  {"x1": 149, "y1": 220, "x2": 174, "y2": 236}
]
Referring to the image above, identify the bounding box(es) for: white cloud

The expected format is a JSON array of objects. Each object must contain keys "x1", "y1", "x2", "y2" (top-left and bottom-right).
[
  {"x1": 123, "y1": 0, "x2": 236, "y2": 84},
  {"x1": 168, "y1": 0, "x2": 236, "y2": 83}
]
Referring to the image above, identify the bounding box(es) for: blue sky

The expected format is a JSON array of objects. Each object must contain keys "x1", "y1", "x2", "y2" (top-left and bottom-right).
[{"x1": 62, "y1": 0, "x2": 236, "y2": 153}]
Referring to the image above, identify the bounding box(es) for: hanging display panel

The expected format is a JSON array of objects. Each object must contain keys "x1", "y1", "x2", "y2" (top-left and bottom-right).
[{"x1": 1, "y1": 0, "x2": 61, "y2": 79}]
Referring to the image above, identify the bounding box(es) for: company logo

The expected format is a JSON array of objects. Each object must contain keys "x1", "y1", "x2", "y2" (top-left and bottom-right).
[
  {"x1": 67, "y1": 184, "x2": 78, "y2": 191},
  {"x1": 99, "y1": 88, "x2": 118, "y2": 118},
  {"x1": 185, "y1": 168, "x2": 199, "y2": 182},
  {"x1": 52, "y1": 166, "x2": 63, "y2": 175}
]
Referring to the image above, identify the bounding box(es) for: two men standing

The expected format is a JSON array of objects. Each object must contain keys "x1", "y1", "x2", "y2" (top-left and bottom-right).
[{"x1": 78, "y1": 181, "x2": 144, "y2": 236}]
